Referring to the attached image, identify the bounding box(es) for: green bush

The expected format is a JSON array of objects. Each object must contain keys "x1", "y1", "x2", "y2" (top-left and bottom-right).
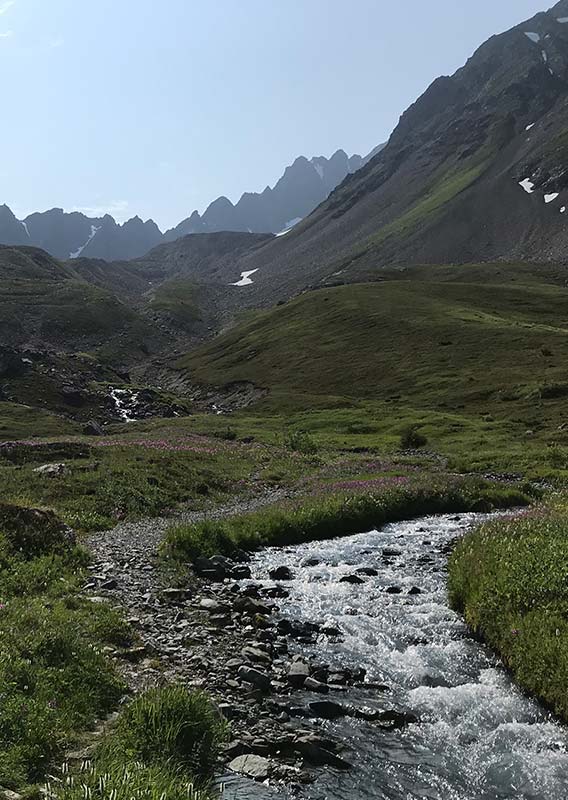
[
  {"x1": 399, "y1": 425, "x2": 428, "y2": 450},
  {"x1": 101, "y1": 687, "x2": 226, "y2": 778},
  {"x1": 448, "y1": 507, "x2": 568, "y2": 720},
  {"x1": 284, "y1": 429, "x2": 318, "y2": 455}
]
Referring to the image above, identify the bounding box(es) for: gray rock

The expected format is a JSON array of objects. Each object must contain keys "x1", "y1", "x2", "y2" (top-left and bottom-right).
[
  {"x1": 234, "y1": 597, "x2": 272, "y2": 616},
  {"x1": 304, "y1": 676, "x2": 329, "y2": 694},
  {"x1": 228, "y1": 754, "x2": 270, "y2": 781},
  {"x1": 340, "y1": 574, "x2": 365, "y2": 585},
  {"x1": 269, "y1": 566, "x2": 294, "y2": 581},
  {"x1": 83, "y1": 420, "x2": 104, "y2": 436},
  {"x1": 238, "y1": 666, "x2": 271, "y2": 692},
  {"x1": 199, "y1": 598, "x2": 230, "y2": 614},
  {"x1": 288, "y1": 660, "x2": 310, "y2": 687},
  {"x1": 33, "y1": 463, "x2": 67, "y2": 477},
  {"x1": 241, "y1": 646, "x2": 272, "y2": 665}
]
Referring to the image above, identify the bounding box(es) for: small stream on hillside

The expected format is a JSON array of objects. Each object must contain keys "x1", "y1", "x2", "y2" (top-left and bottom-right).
[{"x1": 222, "y1": 513, "x2": 568, "y2": 799}]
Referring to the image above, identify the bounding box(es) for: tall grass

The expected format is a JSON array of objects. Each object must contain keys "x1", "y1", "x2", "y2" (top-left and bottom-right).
[
  {"x1": 0, "y1": 511, "x2": 128, "y2": 788},
  {"x1": 100, "y1": 687, "x2": 226, "y2": 777},
  {"x1": 164, "y1": 478, "x2": 529, "y2": 562},
  {"x1": 449, "y1": 507, "x2": 568, "y2": 720}
]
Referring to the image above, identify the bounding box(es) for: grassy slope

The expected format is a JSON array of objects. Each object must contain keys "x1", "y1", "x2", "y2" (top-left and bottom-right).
[
  {"x1": 177, "y1": 267, "x2": 568, "y2": 477},
  {"x1": 449, "y1": 504, "x2": 568, "y2": 721}
]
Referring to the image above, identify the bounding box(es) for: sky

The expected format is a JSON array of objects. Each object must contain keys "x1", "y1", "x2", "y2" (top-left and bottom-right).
[{"x1": 0, "y1": 0, "x2": 551, "y2": 230}]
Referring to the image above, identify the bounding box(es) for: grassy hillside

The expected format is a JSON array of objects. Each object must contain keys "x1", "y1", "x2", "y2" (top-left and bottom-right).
[{"x1": 177, "y1": 267, "x2": 568, "y2": 476}]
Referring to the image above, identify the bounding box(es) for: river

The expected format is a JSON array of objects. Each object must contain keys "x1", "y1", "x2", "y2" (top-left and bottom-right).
[{"x1": 223, "y1": 512, "x2": 568, "y2": 799}]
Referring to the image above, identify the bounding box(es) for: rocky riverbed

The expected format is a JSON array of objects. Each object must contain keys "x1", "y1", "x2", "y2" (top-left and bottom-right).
[{"x1": 86, "y1": 505, "x2": 568, "y2": 799}]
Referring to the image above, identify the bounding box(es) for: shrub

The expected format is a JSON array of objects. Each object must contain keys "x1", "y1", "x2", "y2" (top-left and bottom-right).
[
  {"x1": 101, "y1": 687, "x2": 226, "y2": 778},
  {"x1": 284, "y1": 429, "x2": 318, "y2": 454},
  {"x1": 399, "y1": 425, "x2": 428, "y2": 450},
  {"x1": 0, "y1": 504, "x2": 75, "y2": 558}
]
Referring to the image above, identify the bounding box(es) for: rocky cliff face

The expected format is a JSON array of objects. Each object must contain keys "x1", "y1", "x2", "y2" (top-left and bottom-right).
[{"x1": 217, "y1": 1, "x2": 568, "y2": 303}]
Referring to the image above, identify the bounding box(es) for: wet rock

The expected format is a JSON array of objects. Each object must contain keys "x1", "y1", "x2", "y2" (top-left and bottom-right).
[
  {"x1": 356, "y1": 567, "x2": 379, "y2": 577},
  {"x1": 228, "y1": 754, "x2": 270, "y2": 781},
  {"x1": 308, "y1": 700, "x2": 347, "y2": 720},
  {"x1": 408, "y1": 586, "x2": 422, "y2": 596},
  {"x1": 234, "y1": 596, "x2": 272, "y2": 616},
  {"x1": 375, "y1": 710, "x2": 419, "y2": 728},
  {"x1": 304, "y1": 676, "x2": 329, "y2": 694},
  {"x1": 301, "y1": 557, "x2": 320, "y2": 567},
  {"x1": 288, "y1": 660, "x2": 310, "y2": 688},
  {"x1": 340, "y1": 574, "x2": 365, "y2": 585},
  {"x1": 231, "y1": 565, "x2": 252, "y2": 580},
  {"x1": 193, "y1": 557, "x2": 227, "y2": 581},
  {"x1": 262, "y1": 585, "x2": 290, "y2": 599},
  {"x1": 269, "y1": 566, "x2": 294, "y2": 581},
  {"x1": 386, "y1": 586, "x2": 403, "y2": 595},
  {"x1": 238, "y1": 666, "x2": 271, "y2": 692},
  {"x1": 294, "y1": 736, "x2": 351, "y2": 770},
  {"x1": 382, "y1": 547, "x2": 402, "y2": 557},
  {"x1": 321, "y1": 625, "x2": 342, "y2": 637},
  {"x1": 277, "y1": 619, "x2": 319, "y2": 639}
]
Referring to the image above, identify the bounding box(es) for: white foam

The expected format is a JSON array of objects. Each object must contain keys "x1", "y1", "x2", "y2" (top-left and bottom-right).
[
  {"x1": 524, "y1": 31, "x2": 540, "y2": 43},
  {"x1": 69, "y1": 224, "x2": 101, "y2": 259},
  {"x1": 519, "y1": 178, "x2": 535, "y2": 194},
  {"x1": 545, "y1": 193, "x2": 559, "y2": 204},
  {"x1": 231, "y1": 269, "x2": 259, "y2": 287}
]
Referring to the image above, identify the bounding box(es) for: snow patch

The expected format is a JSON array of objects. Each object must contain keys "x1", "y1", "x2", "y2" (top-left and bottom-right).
[
  {"x1": 20, "y1": 221, "x2": 30, "y2": 239},
  {"x1": 557, "y1": 17, "x2": 568, "y2": 23},
  {"x1": 313, "y1": 162, "x2": 324, "y2": 180},
  {"x1": 525, "y1": 123, "x2": 535, "y2": 131},
  {"x1": 519, "y1": 178, "x2": 535, "y2": 194},
  {"x1": 524, "y1": 31, "x2": 540, "y2": 43},
  {"x1": 231, "y1": 269, "x2": 259, "y2": 287},
  {"x1": 276, "y1": 217, "x2": 303, "y2": 237},
  {"x1": 545, "y1": 193, "x2": 560, "y2": 204},
  {"x1": 561, "y1": 206, "x2": 566, "y2": 213},
  {"x1": 69, "y1": 224, "x2": 101, "y2": 259},
  {"x1": 542, "y1": 50, "x2": 548, "y2": 62}
]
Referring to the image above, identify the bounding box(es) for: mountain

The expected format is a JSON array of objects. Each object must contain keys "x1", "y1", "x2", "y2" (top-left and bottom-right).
[
  {"x1": 163, "y1": 148, "x2": 381, "y2": 241},
  {"x1": 0, "y1": 147, "x2": 380, "y2": 262},
  {"x1": 214, "y1": 1, "x2": 568, "y2": 304}
]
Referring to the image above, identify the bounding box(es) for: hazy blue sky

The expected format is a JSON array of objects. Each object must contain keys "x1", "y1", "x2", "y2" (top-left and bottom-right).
[{"x1": 0, "y1": 0, "x2": 549, "y2": 229}]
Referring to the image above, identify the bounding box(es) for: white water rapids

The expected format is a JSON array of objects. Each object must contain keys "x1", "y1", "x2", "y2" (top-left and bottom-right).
[{"x1": 223, "y1": 513, "x2": 568, "y2": 799}]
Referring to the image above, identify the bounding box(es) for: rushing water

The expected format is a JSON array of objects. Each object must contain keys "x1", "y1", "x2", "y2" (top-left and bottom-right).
[{"x1": 231, "y1": 513, "x2": 568, "y2": 800}]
